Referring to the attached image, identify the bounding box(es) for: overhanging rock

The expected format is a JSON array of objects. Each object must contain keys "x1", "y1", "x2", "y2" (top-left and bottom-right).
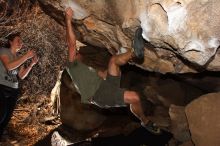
[{"x1": 38, "y1": 0, "x2": 220, "y2": 73}]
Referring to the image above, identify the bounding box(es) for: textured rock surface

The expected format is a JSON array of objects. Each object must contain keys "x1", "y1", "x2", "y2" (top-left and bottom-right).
[
  {"x1": 185, "y1": 92, "x2": 220, "y2": 146},
  {"x1": 169, "y1": 105, "x2": 190, "y2": 142},
  {"x1": 38, "y1": 0, "x2": 220, "y2": 73}
]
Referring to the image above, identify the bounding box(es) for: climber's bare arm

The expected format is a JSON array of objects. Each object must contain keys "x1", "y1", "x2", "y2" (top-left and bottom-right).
[{"x1": 65, "y1": 7, "x2": 77, "y2": 62}]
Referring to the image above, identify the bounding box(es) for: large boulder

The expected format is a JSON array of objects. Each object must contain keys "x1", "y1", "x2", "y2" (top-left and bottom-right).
[
  {"x1": 185, "y1": 92, "x2": 220, "y2": 146},
  {"x1": 59, "y1": 69, "x2": 140, "y2": 136},
  {"x1": 38, "y1": 0, "x2": 220, "y2": 73},
  {"x1": 60, "y1": 69, "x2": 106, "y2": 130}
]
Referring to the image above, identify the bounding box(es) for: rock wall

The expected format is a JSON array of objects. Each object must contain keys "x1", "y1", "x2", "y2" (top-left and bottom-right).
[{"x1": 38, "y1": 0, "x2": 220, "y2": 73}]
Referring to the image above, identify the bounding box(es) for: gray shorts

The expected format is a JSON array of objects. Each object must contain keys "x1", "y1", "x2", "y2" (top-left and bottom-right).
[{"x1": 92, "y1": 74, "x2": 126, "y2": 108}]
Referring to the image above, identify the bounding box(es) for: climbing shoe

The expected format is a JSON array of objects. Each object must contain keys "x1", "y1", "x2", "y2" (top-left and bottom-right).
[
  {"x1": 133, "y1": 27, "x2": 145, "y2": 58},
  {"x1": 141, "y1": 121, "x2": 162, "y2": 135},
  {"x1": 51, "y1": 131, "x2": 72, "y2": 146}
]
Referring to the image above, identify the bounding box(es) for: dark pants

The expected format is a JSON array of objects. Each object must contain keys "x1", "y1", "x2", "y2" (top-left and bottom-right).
[
  {"x1": 0, "y1": 84, "x2": 20, "y2": 138},
  {"x1": 93, "y1": 74, "x2": 126, "y2": 108}
]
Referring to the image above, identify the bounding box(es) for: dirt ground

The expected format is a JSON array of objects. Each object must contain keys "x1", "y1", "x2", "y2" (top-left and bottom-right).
[{"x1": 0, "y1": 96, "x2": 60, "y2": 146}]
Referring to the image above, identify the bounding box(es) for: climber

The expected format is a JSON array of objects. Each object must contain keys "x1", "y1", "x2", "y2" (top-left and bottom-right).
[{"x1": 64, "y1": 7, "x2": 161, "y2": 135}]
